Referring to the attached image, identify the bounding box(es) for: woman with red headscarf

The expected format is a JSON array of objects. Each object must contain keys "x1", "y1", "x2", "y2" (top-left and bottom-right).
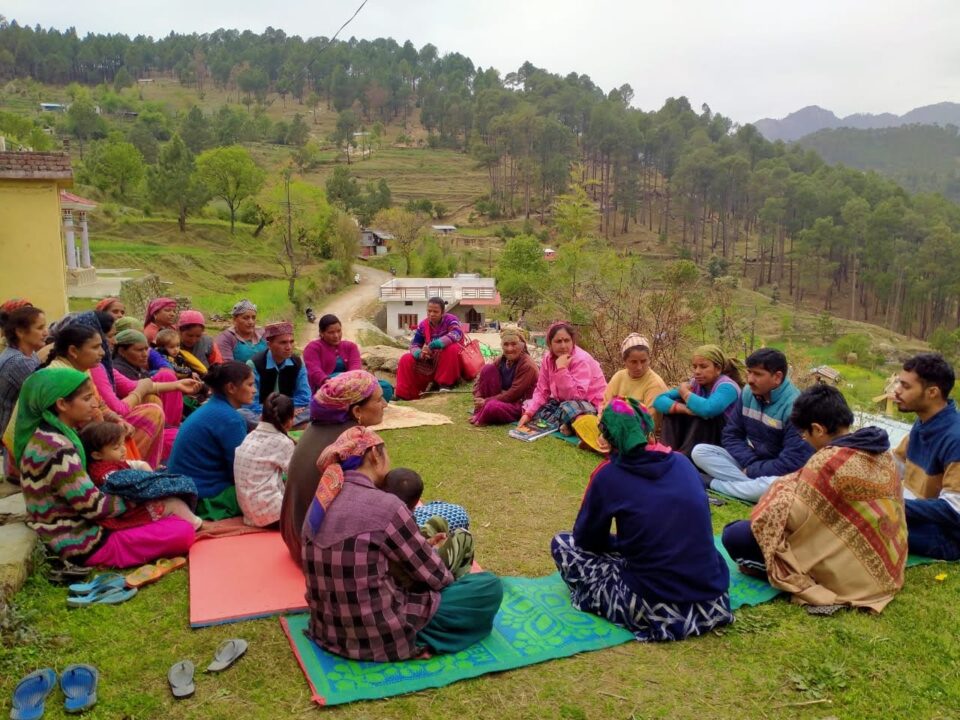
[{"x1": 143, "y1": 298, "x2": 177, "y2": 344}]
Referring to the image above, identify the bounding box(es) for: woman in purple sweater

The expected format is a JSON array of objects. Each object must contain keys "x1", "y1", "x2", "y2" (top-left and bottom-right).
[{"x1": 302, "y1": 314, "x2": 394, "y2": 401}]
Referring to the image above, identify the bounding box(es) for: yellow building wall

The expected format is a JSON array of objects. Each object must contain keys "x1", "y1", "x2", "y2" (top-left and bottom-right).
[{"x1": 0, "y1": 179, "x2": 69, "y2": 319}]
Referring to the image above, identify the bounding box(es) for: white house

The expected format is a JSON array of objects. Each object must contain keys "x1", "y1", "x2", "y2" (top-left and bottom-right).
[{"x1": 379, "y1": 274, "x2": 500, "y2": 335}]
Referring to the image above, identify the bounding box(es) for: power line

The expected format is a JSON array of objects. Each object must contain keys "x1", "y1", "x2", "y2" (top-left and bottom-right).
[{"x1": 326, "y1": 0, "x2": 370, "y2": 48}]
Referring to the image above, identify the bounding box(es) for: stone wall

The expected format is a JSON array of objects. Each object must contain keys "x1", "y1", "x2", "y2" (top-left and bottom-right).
[{"x1": 119, "y1": 274, "x2": 190, "y2": 320}]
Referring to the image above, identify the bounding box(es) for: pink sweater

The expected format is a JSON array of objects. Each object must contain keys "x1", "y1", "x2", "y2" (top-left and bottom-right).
[
  {"x1": 303, "y1": 339, "x2": 363, "y2": 392},
  {"x1": 523, "y1": 345, "x2": 607, "y2": 416}
]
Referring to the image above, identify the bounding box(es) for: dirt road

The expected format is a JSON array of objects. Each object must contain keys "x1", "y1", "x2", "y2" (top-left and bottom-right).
[{"x1": 298, "y1": 264, "x2": 392, "y2": 347}]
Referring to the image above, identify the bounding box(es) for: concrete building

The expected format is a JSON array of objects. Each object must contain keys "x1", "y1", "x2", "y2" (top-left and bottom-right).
[
  {"x1": 360, "y1": 228, "x2": 392, "y2": 257},
  {"x1": 379, "y1": 274, "x2": 500, "y2": 335},
  {"x1": 0, "y1": 152, "x2": 75, "y2": 318}
]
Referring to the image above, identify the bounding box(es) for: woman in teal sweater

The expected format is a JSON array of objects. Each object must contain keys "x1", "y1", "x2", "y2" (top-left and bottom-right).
[
  {"x1": 167, "y1": 362, "x2": 255, "y2": 520},
  {"x1": 653, "y1": 345, "x2": 741, "y2": 456}
]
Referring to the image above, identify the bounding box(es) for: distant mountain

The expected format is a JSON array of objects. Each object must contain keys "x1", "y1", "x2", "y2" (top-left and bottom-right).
[
  {"x1": 752, "y1": 102, "x2": 960, "y2": 142},
  {"x1": 797, "y1": 124, "x2": 960, "y2": 202}
]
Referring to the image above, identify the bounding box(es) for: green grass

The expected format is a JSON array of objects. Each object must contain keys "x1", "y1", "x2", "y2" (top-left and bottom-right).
[{"x1": 2, "y1": 392, "x2": 959, "y2": 719}]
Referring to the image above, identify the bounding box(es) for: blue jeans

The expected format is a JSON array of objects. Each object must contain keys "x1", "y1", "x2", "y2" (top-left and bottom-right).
[
  {"x1": 905, "y1": 498, "x2": 960, "y2": 561},
  {"x1": 690, "y1": 444, "x2": 779, "y2": 503},
  {"x1": 720, "y1": 520, "x2": 767, "y2": 573}
]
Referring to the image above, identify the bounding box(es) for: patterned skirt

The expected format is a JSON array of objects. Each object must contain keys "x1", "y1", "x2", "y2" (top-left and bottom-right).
[
  {"x1": 533, "y1": 399, "x2": 597, "y2": 428},
  {"x1": 551, "y1": 532, "x2": 734, "y2": 642}
]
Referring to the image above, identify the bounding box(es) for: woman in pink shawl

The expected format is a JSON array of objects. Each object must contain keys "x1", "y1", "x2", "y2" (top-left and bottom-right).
[
  {"x1": 518, "y1": 321, "x2": 607, "y2": 436},
  {"x1": 143, "y1": 298, "x2": 177, "y2": 344},
  {"x1": 303, "y1": 314, "x2": 395, "y2": 401}
]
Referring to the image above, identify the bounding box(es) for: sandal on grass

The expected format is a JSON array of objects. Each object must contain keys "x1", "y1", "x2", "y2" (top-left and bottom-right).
[
  {"x1": 66, "y1": 585, "x2": 137, "y2": 608},
  {"x1": 10, "y1": 668, "x2": 57, "y2": 720},
  {"x1": 205, "y1": 639, "x2": 248, "y2": 672},
  {"x1": 125, "y1": 556, "x2": 187, "y2": 589},
  {"x1": 168, "y1": 660, "x2": 196, "y2": 699},
  {"x1": 60, "y1": 664, "x2": 98, "y2": 714},
  {"x1": 68, "y1": 573, "x2": 125, "y2": 596}
]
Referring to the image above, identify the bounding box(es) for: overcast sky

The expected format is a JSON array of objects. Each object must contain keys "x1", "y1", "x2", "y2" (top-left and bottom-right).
[{"x1": 5, "y1": 0, "x2": 957, "y2": 123}]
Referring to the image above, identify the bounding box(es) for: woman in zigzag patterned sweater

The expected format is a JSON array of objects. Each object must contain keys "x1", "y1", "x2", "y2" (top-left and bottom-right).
[{"x1": 16, "y1": 367, "x2": 195, "y2": 567}]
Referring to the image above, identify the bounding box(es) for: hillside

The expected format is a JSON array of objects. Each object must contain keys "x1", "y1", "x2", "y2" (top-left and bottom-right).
[
  {"x1": 797, "y1": 124, "x2": 960, "y2": 201},
  {"x1": 753, "y1": 102, "x2": 960, "y2": 142}
]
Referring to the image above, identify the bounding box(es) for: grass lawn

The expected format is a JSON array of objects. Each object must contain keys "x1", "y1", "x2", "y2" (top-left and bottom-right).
[{"x1": 2, "y1": 392, "x2": 959, "y2": 719}]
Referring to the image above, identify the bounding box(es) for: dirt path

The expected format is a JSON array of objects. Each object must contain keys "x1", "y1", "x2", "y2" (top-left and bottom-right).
[{"x1": 298, "y1": 264, "x2": 392, "y2": 347}]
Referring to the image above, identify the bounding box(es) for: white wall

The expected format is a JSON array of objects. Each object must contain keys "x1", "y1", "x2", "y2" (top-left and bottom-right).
[{"x1": 385, "y1": 301, "x2": 429, "y2": 336}]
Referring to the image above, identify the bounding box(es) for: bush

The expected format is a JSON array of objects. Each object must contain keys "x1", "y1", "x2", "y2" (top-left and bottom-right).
[{"x1": 834, "y1": 333, "x2": 872, "y2": 365}]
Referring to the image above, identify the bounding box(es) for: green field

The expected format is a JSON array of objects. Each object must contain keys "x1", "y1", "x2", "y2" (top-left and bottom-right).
[{"x1": 2, "y1": 392, "x2": 957, "y2": 720}]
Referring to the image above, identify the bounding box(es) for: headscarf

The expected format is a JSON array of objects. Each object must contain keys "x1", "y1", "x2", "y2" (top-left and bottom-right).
[
  {"x1": 58, "y1": 310, "x2": 115, "y2": 389},
  {"x1": 599, "y1": 396, "x2": 656, "y2": 457},
  {"x1": 114, "y1": 316, "x2": 144, "y2": 333},
  {"x1": 620, "y1": 333, "x2": 651, "y2": 355},
  {"x1": 1, "y1": 298, "x2": 32, "y2": 314},
  {"x1": 115, "y1": 329, "x2": 147, "y2": 347},
  {"x1": 95, "y1": 297, "x2": 121, "y2": 312},
  {"x1": 178, "y1": 309, "x2": 205, "y2": 328},
  {"x1": 305, "y1": 426, "x2": 385, "y2": 535},
  {"x1": 693, "y1": 344, "x2": 727, "y2": 370},
  {"x1": 500, "y1": 325, "x2": 528, "y2": 346},
  {"x1": 310, "y1": 370, "x2": 379, "y2": 424},
  {"x1": 232, "y1": 299, "x2": 257, "y2": 317},
  {"x1": 145, "y1": 298, "x2": 177, "y2": 326},
  {"x1": 14, "y1": 367, "x2": 90, "y2": 466},
  {"x1": 264, "y1": 321, "x2": 293, "y2": 340}
]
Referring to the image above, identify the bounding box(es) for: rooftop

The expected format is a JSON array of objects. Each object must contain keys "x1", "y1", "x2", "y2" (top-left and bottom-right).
[
  {"x1": 380, "y1": 276, "x2": 498, "y2": 304},
  {"x1": 0, "y1": 151, "x2": 73, "y2": 181}
]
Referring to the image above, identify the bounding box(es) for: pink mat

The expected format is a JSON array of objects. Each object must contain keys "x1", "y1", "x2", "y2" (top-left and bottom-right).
[{"x1": 188, "y1": 531, "x2": 307, "y2": 627}]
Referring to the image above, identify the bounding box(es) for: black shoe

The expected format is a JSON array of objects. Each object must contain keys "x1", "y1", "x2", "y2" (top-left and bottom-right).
[{"x1": 698, "y1": 471, "x2": 713, "y2": 491}]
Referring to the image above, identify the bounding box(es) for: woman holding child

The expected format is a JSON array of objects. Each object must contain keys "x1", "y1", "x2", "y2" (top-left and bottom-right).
[
  {"x1": 177, "y1": 310, "x2": 223, "y2": 369},
  {"x1": 302, "y1": 426, "x2": 503, "y2": 661},
  {"x1": 395, "y1": 297, "x2": 465, "y2": 401},
  {"x1": 551, "y1": 397, "x2": 733, "y2": 641},
  {"x1": 470, "y1": 325, "x2": 538, "y2": 426},
  {"x1": 518, "y1": 321, "x2": 606, "y2": 436},
  {"x1": 17, "y1": 367, "x2": 195, "y2": 567},
  {"x1": 653, "y1": 344, "x2": 742, "y2": 456}
]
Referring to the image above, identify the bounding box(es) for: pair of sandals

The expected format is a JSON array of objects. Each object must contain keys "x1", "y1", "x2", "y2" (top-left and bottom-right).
[
  {"x1": 66, "y1": 574, "x2": 136, "y2": 608},
  {"x1": 10, "y1": 665, "x2": 97, "y2": 718},
  {"x1": 168, "y1": 639, "x2": 248, "y2": 699}
]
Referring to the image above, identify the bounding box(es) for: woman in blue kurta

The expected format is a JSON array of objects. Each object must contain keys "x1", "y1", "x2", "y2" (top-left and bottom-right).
[
  {"x1": 551, "y1": 397, "x2": 733, "y2": 642},
  {"x1": 166, "y1": 362, "x2": 254, "y2": 520}
]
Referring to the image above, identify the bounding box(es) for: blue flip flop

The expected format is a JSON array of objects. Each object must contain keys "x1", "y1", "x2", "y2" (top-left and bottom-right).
[
  {"x1": 60, "y1": 664, "x2": 98, "y2": 714},
  {"x1": 10, "y1": 668, "x2": 57, "y2": 720},
  {"x1": 66, "y1": 585, "x2": 137, "y2": 608},
  {"x1": 67, "y1": 573, "x2": 125, "y2": 596}
]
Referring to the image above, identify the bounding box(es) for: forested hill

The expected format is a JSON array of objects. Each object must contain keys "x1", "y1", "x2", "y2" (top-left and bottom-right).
[
  {"x1": 2, "y1": 19, "x2": 960, "y2": 340},
  {"x1": 753, "y1": 102, "x2": 960, "y2": 142},
  {"x1": 797, "y1": 125, "x2": 960, "y2": 202}
]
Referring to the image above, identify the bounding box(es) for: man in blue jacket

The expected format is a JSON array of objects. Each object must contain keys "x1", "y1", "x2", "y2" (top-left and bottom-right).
[{"x1": 692, "y1": 348, "x2": 813, "y2": 502}]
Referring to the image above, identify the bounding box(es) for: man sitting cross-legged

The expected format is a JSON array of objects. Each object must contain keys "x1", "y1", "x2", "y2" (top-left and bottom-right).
[
  {"x1": 691, "y1": 348, "x2": 813, "y2": 502},
  {"x1": 894, "y1": 353, "x2": 960, "y2": 561}
]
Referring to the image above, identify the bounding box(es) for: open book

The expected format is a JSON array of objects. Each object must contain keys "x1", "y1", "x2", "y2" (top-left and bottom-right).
[{"x1": 508, "y1": 419, "x2": 559, "y2": 442}]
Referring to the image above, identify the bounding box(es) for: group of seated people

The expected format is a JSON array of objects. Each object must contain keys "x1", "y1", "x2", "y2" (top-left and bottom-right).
[{"x1": 2, "y1": 290, "x2": 959, "y2": 663}]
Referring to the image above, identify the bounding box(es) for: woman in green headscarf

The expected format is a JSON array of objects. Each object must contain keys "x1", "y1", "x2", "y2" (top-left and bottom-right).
[
  {"x1": 652, "y1": 344, "x2": 743, "y2": 456},
  {"x1": 551, "y1": 397, "x2": 733, "y2": 642},
  {"x1": 17, "y1": 367, "x2": 195, "y2": 567}
]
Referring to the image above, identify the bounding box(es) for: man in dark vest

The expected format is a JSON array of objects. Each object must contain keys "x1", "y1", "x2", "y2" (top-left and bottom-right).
[{"x1": 245, "y1": 321, "x2": 312, "y2": 422}]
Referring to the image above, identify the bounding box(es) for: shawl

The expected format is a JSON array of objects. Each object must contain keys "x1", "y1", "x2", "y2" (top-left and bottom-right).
[
  {"x1": 145, "y1": 298, "x2": 176, "y2": 326},
  {"x1": 310, "y1": 370, "x2": 379, "y2": 424},
  {"x1": 178, "y1": 309, "x2": 205, "y2": 328},
  {"x1": 600, "y1": 396, "x2": 655, "y2": 456},
  {"x1": 750, "y1": 427, "x2": 907, "y2": 611},
  {"x1": 693, "y1": 344, "x2": 727, "y2": 369},
  {"x1": 305, "y1": 427, "x2": 384, "y2": 534},
  {"x1": 500, "y1": 325, "x2": 528, "y2": 346},
  {"x1": 101, "y1": 467, "x2": 198, "y2": 506},
  {"x1": 1, "y1": 298, "x2": 32, "y2": 313},
  {"x1": 14, "y1": 367, "x2": 89, "y2": 466}
]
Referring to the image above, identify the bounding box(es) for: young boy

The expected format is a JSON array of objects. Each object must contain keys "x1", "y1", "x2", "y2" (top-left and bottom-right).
[
  {"x1": 79, "y1": 421, "x2": 204, "y2": 531},
  {"x1": 382, "y1": 467, "x2": 474, "y2": 579},
  {"x1": 154, "y1": 328, "x2": 204, "y2": 380}
]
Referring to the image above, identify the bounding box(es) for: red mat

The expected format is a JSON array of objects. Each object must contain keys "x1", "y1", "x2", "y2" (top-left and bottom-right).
[{"x1": 188, "y1": 531, "x2": 307, "y2": 627}]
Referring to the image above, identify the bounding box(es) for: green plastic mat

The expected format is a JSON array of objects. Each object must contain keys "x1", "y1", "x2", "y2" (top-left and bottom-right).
[{"x1": 281, "y1": 574, "x2": 634, "y2": 706}]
